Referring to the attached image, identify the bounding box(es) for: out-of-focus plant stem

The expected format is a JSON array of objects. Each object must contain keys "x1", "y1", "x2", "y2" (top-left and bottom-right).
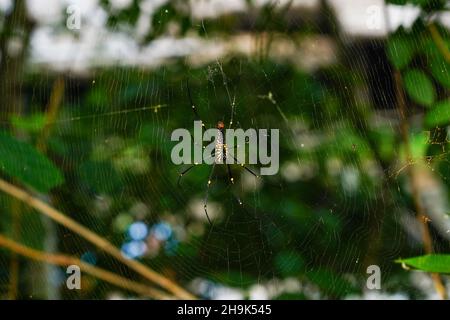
[
  {"x1": 37, "y1": 77, "x2": 65, "y2": 153},
  {"x1": 0, "y1": 178, "x2": 196, "y2": 300},
  {"x1": 394, "y1": 70, "x2": 447, "y2": 300},
  {"x1": 36, "y1": 76, "x2": 65, "y2": 299},
  {"x1": 429, "y1": 23, "x2": 450, "y2": 63},
  {"x1": 0, "y1": 234, "x2": 171, "y2": 299},
  {"x1": 7, "y1": 200, "x2": 21, "y2": 299}
]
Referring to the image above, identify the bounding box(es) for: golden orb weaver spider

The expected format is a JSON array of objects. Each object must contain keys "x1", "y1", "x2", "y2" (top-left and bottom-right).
[{"x1": 177, "y1": 80, "x2": 260, "y2": 225}]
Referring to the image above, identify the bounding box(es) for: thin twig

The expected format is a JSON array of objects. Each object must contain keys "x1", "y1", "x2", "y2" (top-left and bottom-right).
[
  {"x1": 36, "y1": 76, "x2": 65, "y2": 153},
  {"x1": 7, "y1": 200, "x2": 21, "y2": 299},
  {"x1": 0, "y1": 178, "x2": 196, "y2": 299},
  {"x1": 394, "y1": 70, "x2": 447, "y2": 299},
  {"x1": 0, "y1": 234, "x2": 171, "y2": 299}
]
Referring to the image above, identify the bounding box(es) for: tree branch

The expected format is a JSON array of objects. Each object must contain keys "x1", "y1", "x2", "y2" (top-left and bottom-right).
[
  {"x1": 0, "y1": 234, "x2": 171, "y2": 299},
  {"x1": 394, "y1": 70, "x2": 447, "y2": 300},
  {"x1": 0, "y1": 178, "x2": 196, "y2": 299},
  {"x1": 428, "y1": 23, "x2": 450, "y2": 63}
]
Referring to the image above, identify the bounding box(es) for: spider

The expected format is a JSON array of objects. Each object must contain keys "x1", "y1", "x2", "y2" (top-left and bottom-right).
[{"x1": 177, "y1": 80, "x2": 261, "y2": 225}]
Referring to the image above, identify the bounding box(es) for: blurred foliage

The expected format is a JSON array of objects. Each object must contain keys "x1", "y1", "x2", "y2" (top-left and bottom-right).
[{"x1": 0, "y1": 131, "x2": 64, "y2": 192}]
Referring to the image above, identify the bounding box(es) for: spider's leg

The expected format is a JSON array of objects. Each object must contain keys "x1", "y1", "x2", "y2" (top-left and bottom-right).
[
  {"x1": 227, "y1": 163, "x2": 235, "y2": 185},
  {"x1": 177, "y1": 164, "x2": 198, "y2": 187},
  {"x1": 203, "y1": 162, "x2": 217, "y2": 225},
  {"x1": 227, "y1": 164, "x2": 243, "y2": 207},
  {"x1": 231, "y1": 154, "x2": 260, "y2": 179},
  {"x1": 177, "y1": 153, "x2": 215, "y2": 187},
  {"x1": 231, "y1": 146, "x2": 284, "y2": 191},
  {"x1": 228, "y1": 97, "x2": 236, "y2": 129}
]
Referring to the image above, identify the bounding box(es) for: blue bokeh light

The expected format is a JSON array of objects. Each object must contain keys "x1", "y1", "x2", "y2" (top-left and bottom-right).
[
  {"x1": 128, "y1": 221, "x2": 149, "y2": 241},
  {"x1": 151, "y1": 222, "x2": 172, "y2": 241},
  {"x1": 121, "y1": 240, "x2": 147, "y2": 259}
]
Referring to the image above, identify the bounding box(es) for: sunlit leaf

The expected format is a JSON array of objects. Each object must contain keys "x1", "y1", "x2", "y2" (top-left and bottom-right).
[
  {"x1": 397, "y1": 254, "x2": 450, "y2": 273},
  {"x1": 409, "y1": 131, "x2": 428, "y2": 159}
]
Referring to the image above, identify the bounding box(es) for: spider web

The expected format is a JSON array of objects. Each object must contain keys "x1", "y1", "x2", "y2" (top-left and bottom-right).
[{"x1": 1, "y1": 0, "x2": 450, "y2": 301}]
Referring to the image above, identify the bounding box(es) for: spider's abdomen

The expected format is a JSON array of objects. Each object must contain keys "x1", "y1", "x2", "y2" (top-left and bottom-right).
[{"x1": 214, "y1": 129, "x2": 226, "y2": 164}]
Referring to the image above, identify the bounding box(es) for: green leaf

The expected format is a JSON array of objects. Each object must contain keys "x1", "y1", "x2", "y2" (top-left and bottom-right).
[
  {"x1": 425, "y1": 100, "x2": 450, "y2": 127},
  {"x1": 429, "y1": 58, "x2": 450, "y2": 88},
  {"x1": 397, "y1": 254, "x2": 450, "y2": 273},
  {"x1": 387, "y1": 35, "x2": 415, "y2": 69},
  {"x1": 0, "y1": 132, "x2": 64, "y2": 192},
  {"x1": 403, "y1": 69, "x2": 436, "y2": 107},
  {"x1": 10, "y1": 113, "x2": 47, "y2": 133},
  {"x1": 409, "y1": 131, "x2": 428, "y2": 159}
]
